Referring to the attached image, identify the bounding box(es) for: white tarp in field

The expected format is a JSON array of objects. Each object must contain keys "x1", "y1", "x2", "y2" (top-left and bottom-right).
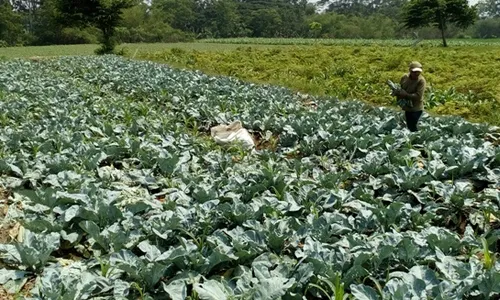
[{"x1": 210, "y1": 121, "x2": 255, "y2": 150}]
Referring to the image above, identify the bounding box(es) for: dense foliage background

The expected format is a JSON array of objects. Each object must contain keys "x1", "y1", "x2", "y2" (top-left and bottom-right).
[{"x1": 0, "y1": 0, "x2": 499, "y2": 47}]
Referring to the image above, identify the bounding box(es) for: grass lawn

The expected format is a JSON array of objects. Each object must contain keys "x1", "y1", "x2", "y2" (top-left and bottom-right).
[
  {"x1": 2, "y1": 39, "x2": 500, "y2": 59},
  {"x1": 0, "y1": 42, "x2": 284, "y2": 59},
  {"x1": 200, "y1": 37, "x2": 500, "y2": 47}
]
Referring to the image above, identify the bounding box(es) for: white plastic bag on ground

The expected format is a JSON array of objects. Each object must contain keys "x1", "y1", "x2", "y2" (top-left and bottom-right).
[{"x1": 210, "y1": 120, "x2": 255, "y2": 150}]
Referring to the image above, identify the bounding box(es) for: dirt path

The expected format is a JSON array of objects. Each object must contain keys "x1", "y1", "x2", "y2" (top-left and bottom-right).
[
  {"x1": 0, "y1": 188, "x2": 11, "y2": 244},
  {"x1": 0, "y1": 188, "x2": 34, "y2": 299},
  {"x1": 0, "y1": 187, "x2": 14, "y2": 299}
]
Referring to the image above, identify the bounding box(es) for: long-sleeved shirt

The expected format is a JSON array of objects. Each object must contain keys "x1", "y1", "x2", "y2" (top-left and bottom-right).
[{"x1": 399, "y1": 74, "x2": 426, "y2": 112}]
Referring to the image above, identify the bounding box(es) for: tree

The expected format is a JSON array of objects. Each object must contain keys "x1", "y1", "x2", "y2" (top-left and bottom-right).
[
  {"x1": 119, "y1": 2, "x2": 149, "y2": 28},
  {"x1": 202, "y1": 0, "x2": 244, "y2": 38},
  {"x1": 477, "y1": 0, "x2": 500, "y2": 18},
  {"x1": 472, "y1": 17, "x2": 500, "y2": 38},
  {"x1": 309, "y1": 21, "x2": 322, "y2": 37},
  {"x1": 153, "y1": 0, "x2": 197, "y2": 32},
  {"x1": 11, "y1": 0, "x2": 42, "y2": 35},
  {"x1": 0, "y1": 0, "x2": 25, "y2": 45},
  {"x1": 322, "y1": 0, "x2": 409, "y2": 19},
  {"x1": 56, "y1": 0, "x2": 135, "y2": 54},
  {"x1": 325, "y1": 0, "x2": 379, "y2": 16},
  {"x1": 403, "y1": 0, "x2": 477, "y2": 47},
  {"x1": 249, "y1": 8, "x2": 283, "y2": 37}
]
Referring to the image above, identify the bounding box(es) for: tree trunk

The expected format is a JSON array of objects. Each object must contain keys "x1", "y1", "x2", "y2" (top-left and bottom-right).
[
  {"x1": 440, "y1": 27, "x2": 447, "y2": 47},
  {"x1": 97, "y1": 25, "x2": 116, "y2": 54},
  {"x1": 438, "y1": 12, "x2": 447, "y2": 47}
]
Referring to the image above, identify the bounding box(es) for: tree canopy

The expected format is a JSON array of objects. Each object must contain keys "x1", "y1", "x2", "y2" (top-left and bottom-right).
[
  {"x1": 0, "y1": 0, "x2": 496, "y2": 50},
  {"x1": 0, "y1": 0, "x2": 24, "y2": 46},
  {"x1": 56, "y1": 0, "x2": 136, "y2": 53},
  {"x1": 477, "y1": 0, "x2": 500, "y2": 18},
  {"x1": 403, "y1": 0, "x2": 477, "y2": 46}
]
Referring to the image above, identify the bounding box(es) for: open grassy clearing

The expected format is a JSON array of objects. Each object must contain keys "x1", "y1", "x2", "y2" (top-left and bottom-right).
[
  {"x1": 3, "y1": 38, "x2": 499, "y2": 60},
  {"x1": 200, "y1": 37, "x2": 500, "y2": 47},
  {"x1": 0, "y1": 42, "x2": 284, "y2": 59}
]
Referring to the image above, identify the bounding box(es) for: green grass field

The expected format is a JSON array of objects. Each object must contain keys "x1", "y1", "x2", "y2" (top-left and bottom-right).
[
  {"x1": 2, "y1": 39, "x2": 500, "y2": 59},
  {"x1": 201, "y1": 37, "x2": 500, "y2": 47},
  {"x1": 0, "y1": 42, "x2": 284, "y2": 59}
]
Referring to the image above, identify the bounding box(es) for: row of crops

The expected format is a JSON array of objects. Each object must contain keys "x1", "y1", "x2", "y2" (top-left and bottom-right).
[
  {"x1": 199, "y1": 38, "x2": 500, "y2": 47},
  {"x1": 0, "y1": 55, "x2": 499, "y2": 299},
  {"x1": 138, "y1": 45, "x2": 500, "y2": 127}
]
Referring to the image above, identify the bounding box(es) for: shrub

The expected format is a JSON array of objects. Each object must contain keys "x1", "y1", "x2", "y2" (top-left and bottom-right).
[
  {"x1": 115, "y1": 25, "x2": 195, "y2": 44},
  {"x1": 60, "y1": 27, "x2": 100, "y2": 44}
]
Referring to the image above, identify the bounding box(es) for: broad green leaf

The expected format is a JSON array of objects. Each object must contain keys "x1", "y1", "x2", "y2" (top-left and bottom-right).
[
  {"x1": 194, "y1": 280, "x2": 230, "y2": 300},
  {"x1": 63, "y1": 205, "x2": 81, "y2": 222},
  {"x1": 163, "y1": 280, "x2": 187, "y2": 300},
  {"x1": 0, "y1": 268, "x2": 28, "y2": 285},
  {"x1": 350, "y1": 284, "x2": 380, "y2": 300}
]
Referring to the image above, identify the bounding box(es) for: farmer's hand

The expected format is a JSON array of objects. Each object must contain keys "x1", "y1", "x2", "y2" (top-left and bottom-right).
[
  {"x1": 398, "y1": 90, "x2": 409, "y2": 98},
  {"x1": 392, "y1": 89, "x2": 402, "y2": 97}
]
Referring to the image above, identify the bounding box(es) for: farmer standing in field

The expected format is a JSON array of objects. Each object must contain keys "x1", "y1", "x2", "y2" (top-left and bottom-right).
[{"x1": 393, "y1": 61, "x2": 427, "y2": 132}]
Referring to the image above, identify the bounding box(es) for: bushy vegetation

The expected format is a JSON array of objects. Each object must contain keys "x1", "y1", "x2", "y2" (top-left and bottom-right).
[{"x1": 0, "y1": 0, "x2": 499, "y2": 48}]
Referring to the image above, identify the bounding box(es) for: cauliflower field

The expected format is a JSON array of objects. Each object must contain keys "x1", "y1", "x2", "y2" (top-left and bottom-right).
[{"x1": 0, "y1": 56, "x2": 499, "y2": 299}]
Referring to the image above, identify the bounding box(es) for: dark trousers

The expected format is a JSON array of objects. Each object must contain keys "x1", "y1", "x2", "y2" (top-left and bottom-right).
[{"x1": 405, "y1": 111, "x2": 423, "y2": 132}]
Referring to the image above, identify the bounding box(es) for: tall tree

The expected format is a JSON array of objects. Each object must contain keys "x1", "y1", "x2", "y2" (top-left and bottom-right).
[
  {"x1": 0, "y1": 0, "x2": 24, "y2": 45},
  {"x1": 477, "y1": 0, "x2": 500, "y2": 18},
  {"x1": 403, "y1": 0, "x2": 477, "y2": 47},
  {"x1": 322, "y1": 0, "x2": 409, "y2": 18},
  {"x1": 202, "y1": 0, "x2": 244, "y2": 38},
  {"x1": 153, "y1": 0, "x2": 197, "y2": 32},
  {"x1": 235, "y1": 0, "x2": 312, "y2": 37},
  {"x1": 249, "y1": 8, "x2": 283, "y2": 37},
  {"x1": 56, "y1": 0, "x2": 135, "y2": 54},
  {"x1": 324, "y1": 0, "x2": 378, "y2": 16},
  {"x1": 120, "y1": 2, "x2": 149, "y2": 28},
  {"x1": 11, "y1": 0, "x2": 42, "y2": 34},
  {"x1": 473, "y1": 17, "x2": 500, "y2": 37}
]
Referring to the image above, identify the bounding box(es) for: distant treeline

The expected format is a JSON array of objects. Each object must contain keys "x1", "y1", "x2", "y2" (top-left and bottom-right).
[{"x1": 1, "y1": 0, "x2": 499, "y2": 47}]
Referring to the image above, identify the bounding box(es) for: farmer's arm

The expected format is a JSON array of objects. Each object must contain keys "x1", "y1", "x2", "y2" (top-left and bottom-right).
[
  {"x1": 399, "y1": 78, "x2": 426, "y2": 101},
  {"x1": 399, "y1": 75, "x2": 405, "y2": 86},
  {"x1": 393, "y1": 75, "x2": 406, "y2": 97}
]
